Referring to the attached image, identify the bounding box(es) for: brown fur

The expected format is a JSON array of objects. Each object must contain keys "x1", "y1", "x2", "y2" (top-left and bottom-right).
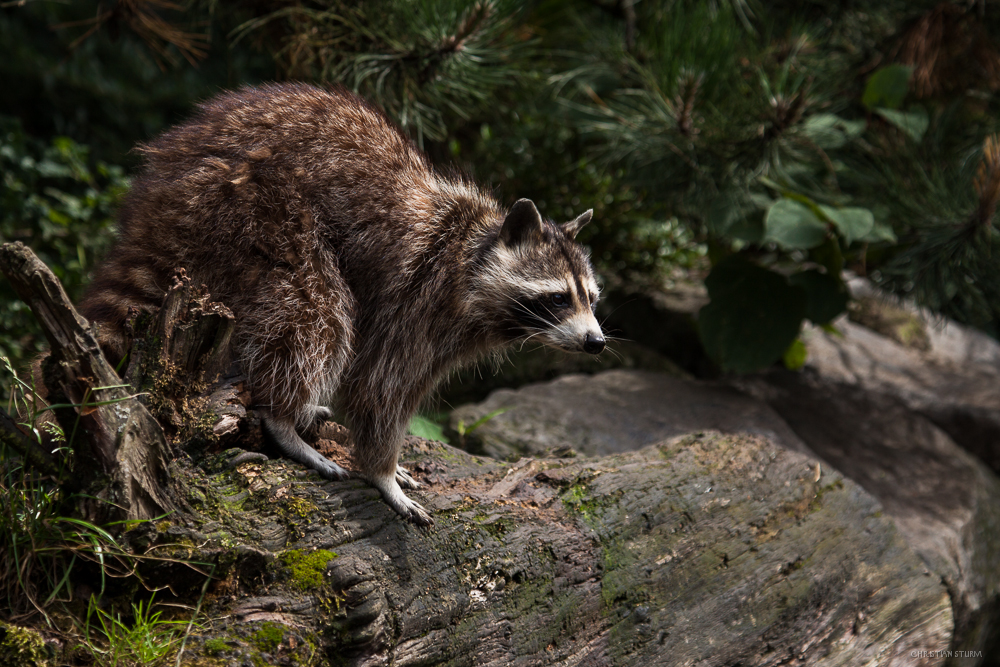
[{"x1": 81, "y1": 83, "x2": 603, "y2": 524}]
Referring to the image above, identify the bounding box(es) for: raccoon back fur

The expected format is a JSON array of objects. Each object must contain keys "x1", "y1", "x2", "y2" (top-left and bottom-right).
[{"x1": 80, "y1": 83, "x2": 605, "y2": 525}]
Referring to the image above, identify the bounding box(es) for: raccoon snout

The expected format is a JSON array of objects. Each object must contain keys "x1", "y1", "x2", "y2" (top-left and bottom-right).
[{"x1": 583, "y1": 332, "x2": 606, "y2": 354}]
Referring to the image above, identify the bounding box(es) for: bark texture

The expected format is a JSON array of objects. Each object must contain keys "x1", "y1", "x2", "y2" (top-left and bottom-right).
[
  {"x1": 144, "y1": 428, "x2": 951, "y2": 667},
  {"x1": 0, "y1": 241, "x2": 173, "y2": 522}
]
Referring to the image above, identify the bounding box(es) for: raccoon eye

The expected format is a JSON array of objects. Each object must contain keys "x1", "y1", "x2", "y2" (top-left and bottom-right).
[{"x1": 551, "y1": 293, "x2": 568, "y2": 307}]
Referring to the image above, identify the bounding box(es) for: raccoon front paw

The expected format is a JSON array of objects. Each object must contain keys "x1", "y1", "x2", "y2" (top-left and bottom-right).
[
  {"x1": 395, "y1": 465, "x2": 421, "y2": 490},
  {"x1": 398, "y1": 496, "x2": 434, "y2": 527},
  {"x1": 371, "y1": 475, "x2": 434, "y2": 527}
]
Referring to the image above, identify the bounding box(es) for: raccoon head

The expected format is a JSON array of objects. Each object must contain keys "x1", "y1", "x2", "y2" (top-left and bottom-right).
[{"x1": 480, "y1": 198, "x2": 605, "y2": 355}]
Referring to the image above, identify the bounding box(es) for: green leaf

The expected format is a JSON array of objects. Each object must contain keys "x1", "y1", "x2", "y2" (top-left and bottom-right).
[
  {"x1": 706, "y1": 191, "x2": 743, "y2": 236},
  {"x1": 801, "y1": 113, "x2": 866, "y2": 149},
  {"x1": 764, "y1": 199, "x2": 829, "y2": 249},
  {"x1": 821, "y1": 323, "x2": 845, "y2": 337},
  {"x1": 699, "y1": 257, "x2": 807, "y2": 373},
  {"x1": 408, "y1": 415, "x2": 449, "y2": 444},
  {"x1": 819, "y1": 205, "x2": 874, "y2": 246},
  {"x1": 728, "y1": 208, "x2": 765, "y2": 244},
  {"x1": 457, "y1": 408, "x2": 507, "y2": 437},
  {"x1": 862, "y1": 65, "x2": 912, "y2": 110},
  {"x1": 782, "y1": 339, "x2": 808, "y2": 370},
  {"x1": 874, "y1": 108, "x2": 928, "y2": 142},
  {"x1": 808, "y1": 238, "x2": 844, "y2": 277},
  {"x1": 860, "y1": 221, "x2": 897, "y2": 243},
  {"x1": 788, "y1": 270, "x2": 849, "y2": 325}
]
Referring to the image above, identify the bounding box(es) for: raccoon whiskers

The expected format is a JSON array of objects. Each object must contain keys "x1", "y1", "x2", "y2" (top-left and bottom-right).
[
  {"x1": 515, "y1": 330, "x2": 548, "y2": 352},
  {"x1": 602, "y1": 345, "x2": 624, "y2": 363}
]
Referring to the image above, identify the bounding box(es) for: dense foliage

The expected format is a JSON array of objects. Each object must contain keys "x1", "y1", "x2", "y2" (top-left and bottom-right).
[
  {"x1": 2, "y1": 0, "x2": 998, "y2": 377},
  {"x1": 0, "y1": 119, "x2": 127, "y2": 365}
]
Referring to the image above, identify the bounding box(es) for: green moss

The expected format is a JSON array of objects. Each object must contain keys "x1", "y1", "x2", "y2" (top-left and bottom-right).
[
  {"x1": 253, "y1": 623, "x2": 285, "y2": 653},
  {"x1": 279, "y1": 549, "x2": 337, "y2": 591},
  {"x1": 561, "y1": 483, "x2": 618, "y2": 529},
  {"x1": 284, "y1": 497, "x2": 317, "y2": 519},
  {"x1": 848, "y1": 298, "x2": 930, "y2": 351},
  {"x1": 0, "y1": 623, "x2": 50, "y2": 667},
  {"x1": 807, "y1": 478, "x2": 845, "y2": 513},
  {"x1": 203, "y1": 638, "x2": 229, "y2": 656}
]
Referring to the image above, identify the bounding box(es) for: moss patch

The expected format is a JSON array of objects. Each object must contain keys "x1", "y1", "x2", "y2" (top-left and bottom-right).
[
  {"x1": 253, "y1": 622, "x2": 286, "y2": 653},
  {"x1": 203, "y1": 637, "x2": 229, "y2": 656},
  {"x1": 0, "y1": 623, "x2": 50, "y2": 667},
  {"x1": 279, "y1": 549, "x2": 337, "y2": 591}
]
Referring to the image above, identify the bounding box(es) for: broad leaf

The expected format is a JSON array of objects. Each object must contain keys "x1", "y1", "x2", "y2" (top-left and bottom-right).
[
  {"x1": 789, "y1": 269, "x2": 849, "y2": 325},
  {"x1": 782, "y1": 339, "x2": 808, "y2": 370},
  {"x1": 861, "y1": 221, "x2": 897, "y2": 243},
  {"x1": 819, "y1": 205, "x2": 874, "y2": 246},
  {"x1": 408, "y1": 415, "x2": 448, "y2": 443},
  {"x1": 875, "y1": 108, "x2": 928, "y2": 143},
  {"x1": 801, "y1": 113, "x2": 866, "y2": 149},
  {"x1": 809, "y1": 238, "x2": 844, "y2": 277},
  {"x1": 764, "y1": 199, "x2": 829, "y2": 249},
  {"x1": 700, "y1": 257, "x2": 807, "y2": 373},
  {"x1": 706, "y1": 191, "x2": 744, "y2": 236},
  {"x1": 862, "y1": 65, "x2": 912, "y2": 110}
]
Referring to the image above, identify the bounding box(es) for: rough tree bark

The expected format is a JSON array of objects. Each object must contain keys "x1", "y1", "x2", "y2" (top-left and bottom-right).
[
  {"x1": 0, "y1": 241, "x2": 174, "y2": 522},
  {"x1": 0, "y1": 243, "x2": 959, "y2": 667}
]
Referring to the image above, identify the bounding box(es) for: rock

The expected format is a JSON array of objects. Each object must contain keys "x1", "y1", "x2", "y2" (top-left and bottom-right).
[
  {"x1": 453, "y1": 368, "x2": 1000, "y2": 663},
  {"x1": 802, "y1": 300, "x2": 1000, "y2": 474},
  {"x1": 450, "y1": 370, "x2": 811, "y2": 460},
  {"x1": 598, "y1": 276, "x2": 1000, "y2": 476}
]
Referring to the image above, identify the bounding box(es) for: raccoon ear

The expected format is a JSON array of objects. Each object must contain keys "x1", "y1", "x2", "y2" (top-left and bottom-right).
[
  {"x1": 560, "y1": 209, "x2": 593, "y2": 239},
  {"x1": 500, "y1": 199, "x2": 545, "y2": 246}
]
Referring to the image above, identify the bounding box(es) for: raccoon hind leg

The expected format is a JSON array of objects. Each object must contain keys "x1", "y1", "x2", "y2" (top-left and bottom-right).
[{"x1": 238, "y1": 264, "x2": 355, "y2": 481}]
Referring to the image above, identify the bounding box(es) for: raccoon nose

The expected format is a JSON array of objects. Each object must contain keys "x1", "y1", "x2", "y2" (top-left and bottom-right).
[{"x1": 583, "y1": 333, "x2": 605, "y2": 354}]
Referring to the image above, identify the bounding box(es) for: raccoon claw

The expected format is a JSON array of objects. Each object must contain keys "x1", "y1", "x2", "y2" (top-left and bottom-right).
[
  {"x1": 372, "y1": 475, "x2": 434, "y2": 527},
  {"x1": 315, "y1": 459, "x2": 351, "y2": 481},
  {"x1": 395, "y1": 465, "x2": 421, "y2": 489},
  {"x1": 308, "y1": 405, "x2": 334, "y2": 424},
  {"x1": 405, "y1": 502, "x2": 434, "y2": 527}
]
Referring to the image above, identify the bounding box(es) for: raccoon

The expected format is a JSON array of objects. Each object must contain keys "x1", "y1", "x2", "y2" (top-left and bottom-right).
[{"x1": 80, "y1": 83, "x2": 604, "y2": 525}]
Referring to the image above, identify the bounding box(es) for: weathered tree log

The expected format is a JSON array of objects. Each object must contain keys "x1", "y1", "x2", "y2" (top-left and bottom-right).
[
  {"x1": 119, "y1": 268, "x2": 250, "y2": 451},
  {"x1": 111, "y1": 426, "x2": 949, "y2": 667},
  {"x1": 0, "y1": 241, "x2": 174, "y2": 522},
  {"x1": 0, "y1": 248, "x2": 967, "y2": 666}
]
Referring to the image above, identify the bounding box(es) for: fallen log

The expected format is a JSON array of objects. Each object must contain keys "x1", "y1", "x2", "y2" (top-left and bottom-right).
[
  {"x1": 139, "y1": 428, "x2": 951, "y2": 666},
  {"x1": 0, "y1": 245, "x2": 957, "y2": 666}
]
